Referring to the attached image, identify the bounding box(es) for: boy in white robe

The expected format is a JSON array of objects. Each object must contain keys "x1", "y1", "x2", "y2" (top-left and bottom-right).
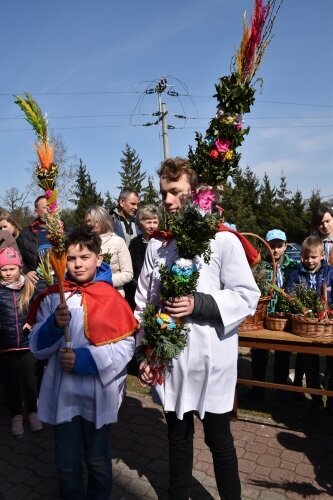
[
  {"x1": 135, "y1": 158, "x2": 260, "y2": 500},
  {"x1": 29, "y1": 228, "x2": 137, "y2": 500}
]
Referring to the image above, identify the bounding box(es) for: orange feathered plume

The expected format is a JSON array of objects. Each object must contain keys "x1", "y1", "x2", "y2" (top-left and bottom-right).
[{"x1": 34, "y1": 142, "x2": 54, "y2": 169}]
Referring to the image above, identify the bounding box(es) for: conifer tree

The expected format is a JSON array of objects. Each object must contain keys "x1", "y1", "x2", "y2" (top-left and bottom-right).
[
  {"x1": 288, "y1": 190, "x2": 308, "y2": 242},
  {"x1": 71, "y1": 159, "x2": 104, "y2": 225},
  {"x1": 222, "y1": 181, "x2": 257, "y2": 232},
  {"x1": 257, "y1": 173, "x2": 277, "y2": 233},
  {"x1": 275, "y1": 173, "x2": 292, "y2": 233},
  {"x1": 118, "y1": 144, "x2": 146, "y2": 193},
  {"x1": 141, "y1": 176, "x2": 161, "y2": 205},
  {"x1": 104, "y1": 190, "x2": 117, "y2": 212}
]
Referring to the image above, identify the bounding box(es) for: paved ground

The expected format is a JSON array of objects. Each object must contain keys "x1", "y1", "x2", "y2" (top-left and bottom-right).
[{"x1": 1, "y1": 386, "x2": 333, "y2": 500}]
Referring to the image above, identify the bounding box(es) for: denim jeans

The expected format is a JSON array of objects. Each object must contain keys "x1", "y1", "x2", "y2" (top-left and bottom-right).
[
  {"x1": 54, "y1": 416, "x2": 112, "y2": 500},
  {"x1": 165, "y1": 411, "x2": 241, "y2": 500}
]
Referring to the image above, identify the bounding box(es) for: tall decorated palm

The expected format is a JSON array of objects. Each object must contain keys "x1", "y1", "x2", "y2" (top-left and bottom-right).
[
  {"x1": 15, "y1": 93, "x2": 70, "y2": 347},
  {"x1": 141, "y1": 0, "x2": 283, "y2": 384},
  {"x1": 188, "y1": 0, "x2": 284, "y2": 209}
]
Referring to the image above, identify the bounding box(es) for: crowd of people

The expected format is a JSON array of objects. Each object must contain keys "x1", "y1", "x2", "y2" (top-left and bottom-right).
[{"x1": 0, "y1": 159, "x2": 332, "y2": 499}]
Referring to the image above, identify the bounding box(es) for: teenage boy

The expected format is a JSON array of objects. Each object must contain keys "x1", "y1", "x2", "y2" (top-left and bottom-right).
[
  {"x1": 135, "y1": 157, "x2": 260, "y2": 500},
  {"x1": 29, "y1": 228, "x2": 137, "y2": 500},
  {"x1": 250, "y1": 229, "x2": 298, "y2": 400}
]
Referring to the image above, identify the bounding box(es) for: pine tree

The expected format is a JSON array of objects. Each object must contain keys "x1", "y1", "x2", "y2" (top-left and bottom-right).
[
  {"x1": 118, "y1": 144, "x2": 146, "y2": 193},
  {"x1": 275, "y1": 172, "x2": 292, "y2": 234},
  {"x1": 141, "y1": 176, "x2": 161, "y2": 205},
  {"x1": 288, "y1": 190, "x2": 308, "y2": 242},
  {"x1": 104, "y1": 190, "x2": 117, "y2": 212},
  {"x1": 257, "y1": 173, "x2": 277, "y2": 233},
  {"x1": 222, "y1": 180, "x2": 257, "y2": 232},
  {"x1": 70, "y1": 159, "x2": 104, "y2": 225},
  {"x1": 307, "y1": 188, "x2": 322, "y2": 214}
]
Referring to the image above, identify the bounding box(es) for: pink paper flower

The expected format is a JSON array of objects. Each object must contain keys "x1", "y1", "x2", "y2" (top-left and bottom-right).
[
  {"x1": 193, "y1": 189, "x2": 216, "y2": 213},
  {"x1": 44, "y1": 189, "x2": 53, "y2": 199},
  {"x1": 215, "y1": 138, "x2": 231, "y2": 153},
  {"x1": 48, "y1": 201, "x2": 58, "y2": 213}
]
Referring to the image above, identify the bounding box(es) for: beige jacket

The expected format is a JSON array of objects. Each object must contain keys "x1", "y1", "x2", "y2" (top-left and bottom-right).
[{"x1": 100, "y1": 232, "x2": 133, "y2": 296}]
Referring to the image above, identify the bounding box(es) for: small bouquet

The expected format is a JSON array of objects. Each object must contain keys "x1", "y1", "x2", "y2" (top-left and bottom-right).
[{"x1": 141, "y1": 204, "x2": 219, "y2": 384}]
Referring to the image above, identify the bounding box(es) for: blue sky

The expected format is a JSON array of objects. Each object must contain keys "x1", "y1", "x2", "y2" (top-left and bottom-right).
[{"x1": 0, "y1": 0, "x2": 332, "y2": 207}]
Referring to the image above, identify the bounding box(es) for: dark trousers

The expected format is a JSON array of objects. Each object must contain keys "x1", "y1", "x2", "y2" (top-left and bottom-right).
[
  {"x1": 0, "y1": 350, "x2": 38, "y2": 416},
  {"x1": 165, "y1": 411, "x2": 241, "y2": 500},
  {"x1": 54, "y1": 416, "x2": 112, "y2": 500},
  {"x1": 294, "y1": 353, "x2": 333, "y2": 408},
  {"x1": 251, "y1": 349, "x2": 290, "y2": 395}
]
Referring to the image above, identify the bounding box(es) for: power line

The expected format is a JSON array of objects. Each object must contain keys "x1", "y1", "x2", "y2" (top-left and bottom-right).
[
  {"x1": 1, "y1": 113, "x2": 332, "y2": 122},
  {"x1": 1, "y1": 123, "x2": 333, "y2": 133},
  {"x1": 1, "y1": 90, "x2": 332, "y2": 108}
]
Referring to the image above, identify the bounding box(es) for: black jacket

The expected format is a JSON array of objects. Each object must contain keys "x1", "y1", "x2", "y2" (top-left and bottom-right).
[
  {"x1": 16, "y1": 222, "x2": 40, "y2": 274},
  {"x1": 0, "y1": 284, "x2": 29, "y2": 350}
]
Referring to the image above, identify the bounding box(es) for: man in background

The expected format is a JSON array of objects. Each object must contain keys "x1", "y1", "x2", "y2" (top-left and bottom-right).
[{"x1": 110, "y1": 188, "x2": 140, "y2": 246}]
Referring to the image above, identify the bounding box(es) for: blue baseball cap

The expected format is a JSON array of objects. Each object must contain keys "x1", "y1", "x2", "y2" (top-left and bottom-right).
[{"x1": 265, "y1": 229, "x2": 287, "y2": 242}]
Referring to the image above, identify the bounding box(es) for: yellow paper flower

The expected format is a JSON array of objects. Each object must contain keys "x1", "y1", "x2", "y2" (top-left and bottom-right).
[{"x1": 224, "y1": 150, "x2": 234, "y2": 160}]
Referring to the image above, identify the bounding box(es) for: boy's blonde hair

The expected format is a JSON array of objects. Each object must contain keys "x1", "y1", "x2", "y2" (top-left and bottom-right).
[{"x1": 301, "y1": 236, "x2": 323, "y2": 256}]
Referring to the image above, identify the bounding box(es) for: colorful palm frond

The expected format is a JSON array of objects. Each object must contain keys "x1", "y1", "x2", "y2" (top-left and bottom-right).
[
  {"x1": 235, "y1": 0, "x2": 284, "y2": 83},
  {"x1": 14, "y1": 92, "x2": 48, "y2": 144}
]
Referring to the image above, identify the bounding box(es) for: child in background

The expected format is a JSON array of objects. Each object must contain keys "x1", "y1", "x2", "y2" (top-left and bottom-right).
[
  {"x1": 250, "y1": 229, "x2": 298, "y2": 400},
  {"x1": 285, "y1": 236, "x2": 333, "y2": 414},
  {"x1": 0, "y1": 247, "x2": 42, "y2": 436},
  {"x1": 29, "y1": 228, "x2": 137, "y2": 499},
  {"x1": 124, "y1": 204, "x2": 160, "y2": 310},
  {"x1": 311, "y1": 205, "x2": 333, "y2": 265}
]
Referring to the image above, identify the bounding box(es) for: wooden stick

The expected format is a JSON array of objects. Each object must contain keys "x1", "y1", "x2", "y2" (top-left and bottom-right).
[{"x1": 58, "y1": 280, "x2": 72, "y2": 352}]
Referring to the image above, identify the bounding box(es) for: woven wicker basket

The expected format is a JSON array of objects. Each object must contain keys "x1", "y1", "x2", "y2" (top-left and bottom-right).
[
  {"x1": 238, "y1": 233, "x2": 276, "y2": 332},
  {"x1": 239, "y1": 296, "x2": 271, "y2": 332},
  {"x1": 265, "y1": 312, "x2": 291, "y2": 332},
  {"x1": 291, "y1": 315, "x2": 333, "y2": 338}
]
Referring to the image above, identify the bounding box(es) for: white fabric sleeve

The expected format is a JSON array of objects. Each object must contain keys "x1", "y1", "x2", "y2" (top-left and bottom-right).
[
  {"x1": 211, "y1": 232, "x2": 260, "y2": 334},
  {"x1": 86, "y1": 336, "x2": 135, "y2": 387},
  {"x1": 29, "y1": 295, "x2": 63, "y2": 359}
]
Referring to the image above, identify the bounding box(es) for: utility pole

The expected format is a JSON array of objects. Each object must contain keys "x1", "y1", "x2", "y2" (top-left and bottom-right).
[
  {"x1": 145, "y1": 77, "x2": 170, "y2": 160},
  {"x1": 160, "y1": 102, "x2": 169, "y2": 159}
]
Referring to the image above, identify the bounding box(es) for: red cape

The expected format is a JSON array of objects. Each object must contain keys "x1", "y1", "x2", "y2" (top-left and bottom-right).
[{"x1": 28, "y1": 280, "x2": 138, "y2": 346}]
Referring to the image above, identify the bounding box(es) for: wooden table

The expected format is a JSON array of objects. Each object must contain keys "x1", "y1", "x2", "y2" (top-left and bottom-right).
[{"x1": 237, "y1": 328, "x2": 333, "y2": 397}]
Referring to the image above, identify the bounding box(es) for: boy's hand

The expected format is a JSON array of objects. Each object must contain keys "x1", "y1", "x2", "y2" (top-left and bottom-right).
[
  {"x1": 138, "y1": 361, "x2": 153, "y2": 387},
  {"x1": 61, "y1": 349, "x2": 76, "y2": 372},
  {"x1": 164, "y1": 295, "x2": 194, "y2": 318},
  {"x1": 55, "y1": 303, "x2": 71, "y2": 328}
]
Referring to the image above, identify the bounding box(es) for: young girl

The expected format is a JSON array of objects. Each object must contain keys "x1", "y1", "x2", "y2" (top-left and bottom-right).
[{"x1": 0, "y1": 247, "x2": 43, "y2": 436}]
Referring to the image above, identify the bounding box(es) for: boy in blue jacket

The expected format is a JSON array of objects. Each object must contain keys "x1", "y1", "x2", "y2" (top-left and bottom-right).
[
  {"x1": 285, "y1": 235, "x2": 333, "y2": 414},
  {"x1": 29, "y1": 228, "x2": 137, "y2": 499}
]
